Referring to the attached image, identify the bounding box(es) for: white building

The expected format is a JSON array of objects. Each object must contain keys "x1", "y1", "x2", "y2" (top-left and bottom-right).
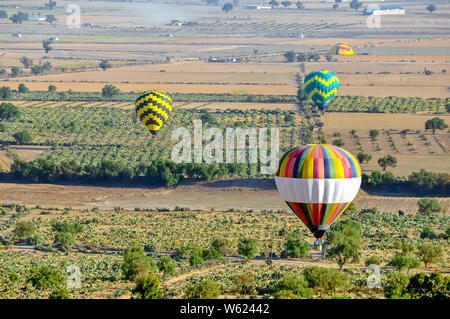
[
  {"x1": 245, "y1": 5, "x2": 272, "y2": 10},
  {"x1": 28, "y1": 16, "x2": 47, "y2": 22},
  {"x1": 363, "y1": 6, "x2": 405, "y2": 15}
]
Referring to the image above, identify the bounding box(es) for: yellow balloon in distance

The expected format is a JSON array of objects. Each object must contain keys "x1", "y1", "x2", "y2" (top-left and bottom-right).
[{"x1": 135, "y1": 90, "x2": 173, "y2": 135}]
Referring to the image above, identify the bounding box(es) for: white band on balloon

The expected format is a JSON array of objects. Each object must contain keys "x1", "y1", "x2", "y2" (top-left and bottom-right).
[{"x1": 274, "y1": 176, "x2": 361, "y2": 204}]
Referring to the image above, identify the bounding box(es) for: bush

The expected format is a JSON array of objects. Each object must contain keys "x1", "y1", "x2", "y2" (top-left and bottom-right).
[
  {"x1": 233, "y1": 272, "x2": 257, "y2": 295},
  {"x1": 390, "y1": 253, "x2": 421, "y2": 273},
  {"x1": 18, "y1": 83, "x2": 29, "y2": 93},
  {"x1": 420, "y1": 226, "x2": 437, "y2": 239},
  {"x1": 27, "y1": 266, "x2": 65, "y2": 289},
  {"x1": 211, "y1": 237, "x2": 231, "y2": 254},
  {"x1": 406, "y1": 272, "x2": 449, "y2": 299},
  {"x1": 417, "y1": 198, "x2": 443, "y2": 215},
  {"x1": 284, "y1": 238, "x2": 311, "y2": 258},
  {"x1": 237, "y1": 237, "x2": 258, "y2": 260},
  {"x1": 332, "y1": 139, "x2": 345, "y2": 147},
  {"x1": 12, "y1": 221, "x2": 35, "y2": 241},
  {"x1": 122, "y1": 245, "x2": 156, "y2": 281},
  {"x1": 54, "y1": 232, "x2": 75, "y2": 250},
  {"x1": 302, "y1": 266, "x2": 349, "y2": 290},
  {"x1": 383, "y1": 271, "x2": 409, "y2": 298},
  {"x1": 0, "y1": 123, "x2": 5, "y2": 132},
  {"x1": 202, "y1": 248, "x2": 221, "y2": 261},
  {"x1": 132, "y1": 272, "x2": 164, "y2": 299},
  {"x1": 13, "y1": 130, "x2": 32, "y2": 144},
  {"x1": 272, "y1": 274, "x2": 313, "y2": 299},
  {"x1": 49, "y1": 288, "x2": 71, "y2": 299},
  {"x1": 183, "y1": 280, "x2": 221, "y2": 299},
  {"x1": 365, "y1": 255, "x2": 381, "y2": 267},
  {"x1": 156, "y1": 256, "x2": 177, "y2": 276},
  {"x1": 0, "y1": 102, "x2": 20, "y2": 120},
  {"x1": 416, "y1": 243, "x2": 443, "y2": 268}
]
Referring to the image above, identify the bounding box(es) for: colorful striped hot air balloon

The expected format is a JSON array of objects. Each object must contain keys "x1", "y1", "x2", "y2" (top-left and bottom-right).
[
  {"x1": 274, "y1": 144, "x2": 361, "y2": 239},
  {"x1": 328, "y1": 43, "x2": 356, "y2": 56},
  {"x1": 135, "y1": 90, "x2": 173, "y2": 136},
  {"x1": 304, "y1": 70, "x2": 339, "y2": 111}
]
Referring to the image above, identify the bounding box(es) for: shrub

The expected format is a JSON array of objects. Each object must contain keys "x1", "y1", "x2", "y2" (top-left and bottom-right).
[
  {"x1": 211, "y1": 237, "x2": 232, "y2": 254},
  {"x1": 272, "y1": 274, "x2": 313, "y2": 299},
  {"x1": 284, "y1": 238, "x2": 311, "y2": 258},
  {"x1": 12, "y1": 221, "x2": 35, "y2": 241},
  {"x1": 27, "y1": 266, "x2": 65, "y2": 289},
  {"x1": 390, "y1": 253, "x2": 421, "y2": 273},
  {"x1": 13, "y1": 130, "x2": 32, "y2": 144},
  {"x1": 49, "y1": 288, "x2": 71, "y2": 299},
  {"x1": 332, "y1": 139, "x2": 345, "y2": 147},
  {"x1": 183, "y1": 280, "x2": 221, "y2": 299},
  {"x1": 54, "y1": 232, "x2": 75, "y2": 250},
  {"x1": 233, "y1": 272, "x2": 257, "y2": 295},
  {"x1": 132, "y1": 272, "x2": 164, "y2": 299},
  {"x1": 365, "y1": 255, "x2": 381, "y2": 267},
  {"x1": 420, "y1": 226, "x2": 437, "y2": 239},
  {"x1": 383, "y1": 271, "x2": 409, "y2": 298},
  {"x1": 0, "y1": 102, "x2": 20, "y2": 120},
  {"x1": 237, "y1": 237, "x2": 258, "y2": 260},
  {"x1": 302, "y1": 266, "x2": 349, "y2": 290},
  {"x1": 122, "y1": 245, "x2": 156, "y2": 281},
  {"x1": 416, "y1": 243, "x2": 443, "y2": 268},
  {"x1": 406, "y1": 272, "x2": 449, "y2": 299},
  {"x1": 417, "y1": 198, "x2": 443, "y2": 215},
  {"x1": 202, "y1": 248, "x2": 221, "y2": 261},
  {"x1": 156, "y1": 256, "x2": 177, "y2": 276}
]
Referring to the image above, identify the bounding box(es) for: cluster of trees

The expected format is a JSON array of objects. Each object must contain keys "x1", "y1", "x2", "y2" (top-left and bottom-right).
[
  {"x1": 384, "y1": 271, "x2": 448, "y2": 299},
  {"x1": 389, "y1": 240, "x2": 443, "y2": 272},
  {"x1": 284, "y1": 51, "x2": 321, "y2": 62},
  {"x1": 6, "y1": 158, "x2": 250, "y2": 187},
  {"x1": 362, "y1": 169, "x2": 449, "y2": 194}
]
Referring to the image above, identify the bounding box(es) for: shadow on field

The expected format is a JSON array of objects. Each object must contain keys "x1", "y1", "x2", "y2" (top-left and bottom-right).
[{"x1": 202, "y1": 178, "x2": 277, "y2": 190}]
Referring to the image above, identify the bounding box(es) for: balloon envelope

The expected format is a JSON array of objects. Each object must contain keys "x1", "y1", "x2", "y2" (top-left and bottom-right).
[
  {"x1": 135, "y1": 90, "x2": 173, "y2": 135},
  {"x1": 304, "y1": 70, "x2": 339, "y2": 110},
  {"x1": 328, "y1": 43, "x2": 356, "y2": 55},
  {"x1": 275, "y1": 144, "x2": 361, "y2": 238}
]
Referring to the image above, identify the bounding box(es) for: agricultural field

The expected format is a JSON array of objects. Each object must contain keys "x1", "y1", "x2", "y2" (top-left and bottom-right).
[{"x1": 0, "y1": 203, "x2": 448, "y2": 299}]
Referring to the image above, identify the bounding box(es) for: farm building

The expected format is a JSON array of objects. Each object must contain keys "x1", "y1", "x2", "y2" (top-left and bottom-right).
[
  {"x1": 245, "y1": 5, "x2": 272, "y2": 10},
  {"x1": 363, "y1": 6, "x2": 405, "y2": 15},
  {"x1": 28, "y1": 16, "x2": 47, "y2": 22}
]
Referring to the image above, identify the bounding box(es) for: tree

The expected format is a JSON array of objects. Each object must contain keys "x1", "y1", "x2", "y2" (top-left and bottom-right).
[
  {"x1": 349, "y1": 0, "x2": 362, "y2": 11},
  {"x1": 10, "y1": 12, "x2": 28, "y2": 24},
  {"x1": 426, "y1": 4, "x2": 436, "y2": 14},
  {"x1": 332, "y1": 139, "x2": 345, "y2": 147},
  {"x1": 356, "y1": 152, "x2": 372, "y2": 164},
  {"x1": 284, "y1": 51, "x2": 296, "y2": 62},
  {"x1": 237, "y1": 237, "x2": 258, "y2": 261},
  {"x1": 406, "y1": 272, "x2": 449, "y2": 299},
  {"x1": 156, "y1": 256, "x2": 177, "y2": 276},
  {"x1": 13, "y1": 130, "x2": 32, "y2": 144},
  {"x1": 325, "y1": 219, "x2": 361, "y2": 270},
  {"x1": 122, "y1": 245, "x2": 156, "y2": 281},
  {"x1": 132, "y1": 272, "x2": 164, "y2": 299},
  {"x1": 0, "y1": 87, "x2": 12, "y2": 99},
  {"x1": 27, "y1": 266, "x2": 65, "y2": 289},
  {"x1": 284, "y1": 238, "x2": 311, "y2": 258},
  {"x1": 272, "y1": 274, "x2": 313, "y2": 299},
  {"x1": 425, "y1": 117, "x2": 447, "y2": 134},
  {"x1": 269, "y1": 0, "x2": 279, "y2": 7},
  {"x1": 377, "y1": 155, "x2": 397, "y2": 171},
  {"x1": 202, "y1": 248, "x2": 221, "y2": 261},
  {"x1": 369, "y1": 129, "x2": 379, "y2": 140},
  {"x1": 211, "y1": 237, "x2": 231, "y2": 254},
  {"x1": 46, "y1": 14, "x2": 57, "y2": 25},
  {"x1": 417, "y1": 198, "x2": 443, "y2": 215},
  {"x1": 12, "y1": 221, "x2": 35, "y2": 241},
  {"x1": 31, "y1": 65, "x2": 44, "y2": 75},
  {"x1": 183, "y1": 280, "x2": 220, "y2": 299},
  {"x1": 18, "y1": 83, "x2": 29, "y2": 93},
  {"x1": 102, "y1": 85, "x2": 120, "y2": 97},
  {"x1": 0, "y1": 10, "x2": 8, "y2": 19},
  {"x1": 296, "y1": 1, "x2": 304, "y2": 9},
  {"x1": 233, "y1": 272, "x2": 257, "y2": 295},
  {"x1": 333, "y1": 3, "x2": 338, "y2": 10},
  {"x1": 390, "y1": 253, "x2": 420, "y2": 273},
  {"x1": 20, "y1": 57, "x2": 33, "y2": 68},
  {"x1": 416, "y1": 244, "x2": 443, "y2": 268},
  {"x1": 10, "y1": 66, "x2": 20, "y2": 77},
  {"x1": 99, "y1": 60, "x2": 112, "y2": 71},
  {"x1": 282, "y1": 1, "x2": 292, "y2": 8},
  {"x1": 48, "y1": 85, "x2": 57, "y2": 92},
  {"x1": 222, "y1": 3, "x2": 233, "y2": 13},
  {"x1": 49, "y1": 288, "x2": 71, "y2": 299},
  {"x1": 54, "y1": 232, "x2": 75, "y2": 251},
  {"x1": 365, "y1": 255, "x2": 381, "y2": 267},
  {"x1": 383, "y1": 271, "x2": 409, "y2": 298},
  {"x1": 302, "y1": 266, "x2": 349, "y2": 290},
  {"x1": 43, "y1": 41, "x2": 53, "y2": 54},
  {"x1": 45, "y1": 0, "x2": 57, "y2": 10},
  {"x1": 0, "y1": 102, "x2": 20, "y2": 120}
]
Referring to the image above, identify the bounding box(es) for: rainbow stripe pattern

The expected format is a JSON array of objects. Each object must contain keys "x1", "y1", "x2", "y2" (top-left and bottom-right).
[
  {"x1": 304, "y1": 70, "x2": 339, "y2": 110},
  {"x1": 330, "y1": 43, "x2": 356, "y2": 56},
  {"x1": 275, "y1": 145, "x2": 361, "y2": 238}
]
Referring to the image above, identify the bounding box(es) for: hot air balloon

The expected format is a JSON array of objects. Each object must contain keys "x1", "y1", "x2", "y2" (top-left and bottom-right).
[
  {"x1": 328, "y1": 43, "x2": 356, "y2": 56},
  {"x1": 304, "y1": 70, "x2": 339, "y2": 111},
  {"x1": 135, "y1": 90, "x2": 173, "y2": 136},
  {"x1": 274, "y1": 144, "x2": 361, "y2": 240}
]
